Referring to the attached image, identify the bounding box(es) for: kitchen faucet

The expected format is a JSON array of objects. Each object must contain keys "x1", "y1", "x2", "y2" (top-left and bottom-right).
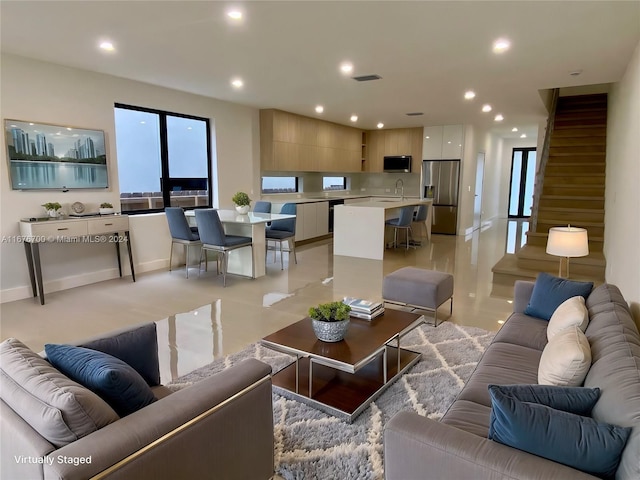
[{"x1": 395, "y1": 179, "x2": 404, "y2": 199}]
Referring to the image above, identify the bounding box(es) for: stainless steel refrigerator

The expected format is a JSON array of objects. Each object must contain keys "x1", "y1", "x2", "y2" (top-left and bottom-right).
[{"x1": 422, "y1": 160, "x2": 460, "y2": 235}]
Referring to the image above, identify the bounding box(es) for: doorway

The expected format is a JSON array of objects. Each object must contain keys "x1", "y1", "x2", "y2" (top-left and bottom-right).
[
  {"x1": 472, "y1": 152, "x2": 485, "y2": 231},
  {"x1": 508, "y1": 148, "x2": 537, "y2": 218}
]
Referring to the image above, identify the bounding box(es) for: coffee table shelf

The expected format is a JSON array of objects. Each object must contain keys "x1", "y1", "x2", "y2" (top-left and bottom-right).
[{"x1": 261, "y1": 309, "x2": 424, "y2": 422}]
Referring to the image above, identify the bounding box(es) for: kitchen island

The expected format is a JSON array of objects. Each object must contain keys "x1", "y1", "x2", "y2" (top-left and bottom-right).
[{"x1": 333, "y1": 198, "x2": 433, "y2": 260}]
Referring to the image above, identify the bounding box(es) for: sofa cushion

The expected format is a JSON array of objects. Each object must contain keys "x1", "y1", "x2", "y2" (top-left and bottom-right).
[
  {"x1": 457, "y1": 343, "x2": 541, "y2": 407},
  {"x1": 491, "y1": 313, "x2": 548, "y2": 351},
  {"x1": 524, "y1": 272, "x2": 593, "y2": 321},
  {"x1": 488, "y1": 385, "x2": 631, "y2": 479},
  {"x1": 45, "y1": 344, "x2": 156, "y2": 417},
  {"x1": 79, "y1": 322, "x2": 160, "y2": 386},
  {"x1": 538, "y1": 326, "x2": 591, "y2": 386},
  {"x1": 0, "y1": 338, "x2": 118, "y2": 447},
  {"x1": 441, "y1": 399, "x2": 491, "y2": 437},
  {"x1": 487, "y1": 384, "x2": 600, "y2": 416},
  {"x1": 547, "y1": 296, "x2": 589, "y2": 341},
  {"x1": 586, "y1": 283, "x2": 631, "y2": 316}
]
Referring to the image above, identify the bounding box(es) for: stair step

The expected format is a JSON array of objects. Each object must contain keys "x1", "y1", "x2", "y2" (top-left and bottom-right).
[
  {"x1": 549, "y1": 145, "x2": 606, "y2": 155},
  {"x1": 547, "y1": 155, "x2": 606, "y2": 164},
  {"x1": 551, "y1": 127, "x2": 607, "y2": 138},
  {"x1": 545, "y1": 163, "x2": 605, "y2": 175},
  {"x1": 550, "y1": 136, "x2": 606, "y2": 147},
  {"x1": 548, "y1": 152, "x2": 605, "y2": 158},
  {"x1": 516, "y1": 245, "x2": 605, "y2": 265},
  {"x1": 554, "y1": 118, "x2": 607, "y2": 128},
  {"x1": 492, "y1": 254, "x2": 604, "y2": 286},
  {"x1": 538, "y1": 207, "x2": 605, "y2": 214},
  {"x1": 539, "y1": 197, "x2": 604, "y2": 209},
  {"x1": 542, "y1": 185, "x2": 605, "y2": 196},
  {"x1": 525, "y1": 231, "x2": 604, "y2": 250},
  {"x1": 544, "y1": 175, "x2": 605, "y2": 186},
  {"x1": 555, "y1": 111, "x2": 607, "y2": 121},
  {"x1": 557, "y1": 94, "x2": 607, "y2": 109}
]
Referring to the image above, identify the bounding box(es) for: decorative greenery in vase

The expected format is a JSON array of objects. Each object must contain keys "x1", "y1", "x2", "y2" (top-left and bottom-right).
[
  {"x1": 42, "y1": 202, "x2": 62, "y2": 212},
  {"x1": 231, "y1": 192, "x2": 251, "y2": 207},
  {"x1": 100, "y1": 202, "x2": 113, "y2": 209},
  {"x1": 309, "y1": 301, "x2": 351, "y2": 323}
]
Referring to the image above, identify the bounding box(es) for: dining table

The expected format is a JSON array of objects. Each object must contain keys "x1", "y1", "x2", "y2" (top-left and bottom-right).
[{"x1": 185, "y1": 209, "x2": 296, "y2": 278}]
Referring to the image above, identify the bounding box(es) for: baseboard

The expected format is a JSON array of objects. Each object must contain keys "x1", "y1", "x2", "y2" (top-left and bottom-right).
[{"x1": 0, "y1": 259, "x2": 169, "y2": 303}]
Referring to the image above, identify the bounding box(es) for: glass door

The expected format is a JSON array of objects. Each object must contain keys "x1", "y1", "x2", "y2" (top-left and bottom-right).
[{"x1": 508, "y1": 148, "x2": 537, "y2": 218}]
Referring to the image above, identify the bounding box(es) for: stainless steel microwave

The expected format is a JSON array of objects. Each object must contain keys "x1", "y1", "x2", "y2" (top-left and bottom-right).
[{"x1": 383, "y1": 155, "x2": 412, "y2": 172}]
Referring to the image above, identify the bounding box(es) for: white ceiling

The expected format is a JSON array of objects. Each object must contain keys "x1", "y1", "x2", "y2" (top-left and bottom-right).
[{"x1": 1, "y1": 1, "x2": 639, "y2": 139}]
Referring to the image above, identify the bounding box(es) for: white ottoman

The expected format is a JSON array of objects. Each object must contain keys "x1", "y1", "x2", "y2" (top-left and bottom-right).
[{"x1": 382, "y1": 267, "x2": 454, "y2": 327}]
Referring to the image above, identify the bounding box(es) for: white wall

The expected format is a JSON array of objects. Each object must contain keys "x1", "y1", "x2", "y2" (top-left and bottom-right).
[
  {"x1": 0, "y1": 54, "x2": 259, "y2": 302},
  {"x1": 605, "y1": 40, "x2": 640, "y2": 323}
]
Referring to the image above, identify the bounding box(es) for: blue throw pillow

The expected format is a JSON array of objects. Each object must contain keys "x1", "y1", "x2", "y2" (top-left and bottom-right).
[
  {"x1": 80, "y1": 323, "x2": 160, "y2": 386},
  {"x1": 488, "y1": 384, "x2": 600, "y2": 416},
  {"x1": 488, "y1": 386, "x2": 631, "y2": 478},
  {"x1": 45, "y1": 344, "x2": 156, "y2": 417},
  {"x1": 524, "y1": 272, "x2": 593, "y2": 320}
]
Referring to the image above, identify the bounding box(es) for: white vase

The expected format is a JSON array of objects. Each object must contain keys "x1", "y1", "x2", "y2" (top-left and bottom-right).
[
  {"x1": 235, "y1": 205, "x2": 250, "y2": 215},
  {"x1": 47, "y1": 209, "x2": 59, "y2": 218},
  {"x1": 99, "y1": 208, "x2": 115, "y2": 215}
]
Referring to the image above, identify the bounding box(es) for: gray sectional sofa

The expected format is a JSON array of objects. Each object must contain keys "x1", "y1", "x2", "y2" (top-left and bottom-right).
[
  {"x1": 384, "y1": 282, "x2": 640, "y2": 480},
  {"x1": 1, "y1": 323, "x2": 275, "y2": 480}
]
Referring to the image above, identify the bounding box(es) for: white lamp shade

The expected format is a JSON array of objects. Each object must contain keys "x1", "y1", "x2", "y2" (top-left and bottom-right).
[{"x1": 546, "y1": 227, "x2": 589, "y2": 257}]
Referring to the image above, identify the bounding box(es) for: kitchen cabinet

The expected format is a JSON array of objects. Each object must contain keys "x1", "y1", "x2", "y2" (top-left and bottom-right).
[
  {"x1": 298, "y1": 201, "x2": 329, "y2": 240},
  {"x1": 364, "y1": 128, "x2": 423, "y2": 172},
  {"x1": 422, "y1": 125, "x2": 464, "y2": 159},
  {"x1": 260, "y1": 109, "x2": 362, "y2": 173}
]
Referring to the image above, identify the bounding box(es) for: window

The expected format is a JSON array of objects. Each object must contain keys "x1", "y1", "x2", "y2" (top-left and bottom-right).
[
  {"x1": 261, "y1": 176, "x2": 298, "y2": 194},
  {"x1": 508, "y1": 148, "x2": 537, "y2": 218},
  {"x1": 114, "y1": 104, "x2": 212, "y2": 213},
  {"x1": 322, "y1": 176, "x2": 347, "y2": 191}
]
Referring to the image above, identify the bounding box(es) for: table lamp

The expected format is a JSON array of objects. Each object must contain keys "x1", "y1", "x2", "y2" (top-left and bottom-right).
[{"x1": 546, "y1": 225, "x2": 589, "y2": 278}]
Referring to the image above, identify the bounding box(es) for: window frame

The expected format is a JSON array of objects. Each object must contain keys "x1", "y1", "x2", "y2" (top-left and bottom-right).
[
  {"x1": 260, "y1": 176, "x2": 299, "y2": 194},
  {"x1": 114, "y1": 103, "x2": 213, "y2": 214}
]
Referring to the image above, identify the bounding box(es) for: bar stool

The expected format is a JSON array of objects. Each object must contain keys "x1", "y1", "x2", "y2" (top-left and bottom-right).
[
  {"x1": 385, "y1": 206, "x2": 416, "y2": 250},
  {"x1": 266, "y1": 203, "x2": 297, "y2": 270}
]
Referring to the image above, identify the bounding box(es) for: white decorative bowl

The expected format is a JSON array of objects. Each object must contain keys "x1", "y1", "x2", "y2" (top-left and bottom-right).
[
  {"x1": 235, "y1": 205, "x2": 250, "y2": 215},
  {"x1": 99, "y1": 208, "x2": 115, "y2": 215}
]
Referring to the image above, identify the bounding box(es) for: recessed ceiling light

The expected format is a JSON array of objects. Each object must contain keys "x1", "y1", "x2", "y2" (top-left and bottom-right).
[
  {"x1": 227, "y1": 10, "x2": 242, "y2": 20},
  {"x1": 425, "y1": 136, "x2": 430, "y2": 139},
  {"x1": 340, "y1": 62, "x2": 353, "y2": 74},
  {"x1": 494, "y1": 114, "x2": 504, "y2": 122},
  {"x1": 140, "y1": 121, "x2": 146, "y2": 124},
  {"x1": 350, "y1": 115, "x2": 358, "y2": 122},
  {"x1": 482, "y1": 104, "x2": 492, "y2": 113},
  {"x1": 512, "y1": 127, "x2": 518, "y2": 132},
  {"x1": 377, "y1": 122, "x2": 384, "y2": 129},
  {"x1": 447, "y1": 141, "x2": 452, "y2": 144},
  {"x1": 464, "y1": 90, "x2": 476, "y2": 100},
  {"x1": 231, "y1": 78, "x2": 243, "y2": 88},
  {"x1": 520, "y1": 133, "x2": 527, "y2": 138},
  {"x1": 493, "y1": 38, "x2": 511, "y2": 54},
  {"x1": 99, "y1": 41, "x2": 115, "y2": 52},
  {"x1": 315, "y1": 105, "x2": 324, "y2": 114}
]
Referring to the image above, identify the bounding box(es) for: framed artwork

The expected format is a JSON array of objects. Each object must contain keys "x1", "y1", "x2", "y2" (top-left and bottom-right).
[{"x1": 5, "y1": 119, "x2": 108, "y2": 190}]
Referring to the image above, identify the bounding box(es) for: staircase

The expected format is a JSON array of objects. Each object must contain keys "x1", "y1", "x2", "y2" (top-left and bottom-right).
[{"x1": 493, "y1": 94, "x2": 607, "y2": 285}]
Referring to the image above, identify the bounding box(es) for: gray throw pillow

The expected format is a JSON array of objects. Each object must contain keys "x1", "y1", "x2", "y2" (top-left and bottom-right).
[{"x1": 0, "y1": 338, "x2": 119, "y2": 447}]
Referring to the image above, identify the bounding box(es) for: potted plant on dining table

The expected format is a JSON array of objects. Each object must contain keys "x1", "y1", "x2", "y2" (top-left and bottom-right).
[
  {"x1": 309, "y1": 301, "x2": 352, "y2": 342},
  {"x1": 232, "y1": 191, "x2": 252, "y2": 214}
]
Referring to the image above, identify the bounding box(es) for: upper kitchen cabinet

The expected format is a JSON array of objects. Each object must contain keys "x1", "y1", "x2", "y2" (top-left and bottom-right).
[
  {"x1": 364, "y1": 127, "x2": 423, "y2": 173},
  {"x1": 260, "y1": 109, "x2": 362, "y2": 173},
  {"x1": 422, "y1": 125, "x2": 464, "y2": 159}
]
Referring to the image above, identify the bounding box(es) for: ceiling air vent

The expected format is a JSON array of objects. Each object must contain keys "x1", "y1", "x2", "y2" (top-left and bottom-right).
[
  {"x1": 352, "y1": 74, "x2": 382, "y2": 82},
  {"x1": 406, "y1": 112, "x2": 424, "y2": 116}
]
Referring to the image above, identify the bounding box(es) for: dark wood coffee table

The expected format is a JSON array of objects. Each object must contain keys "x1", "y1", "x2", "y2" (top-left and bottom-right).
[{"x1": 261, "y1": 309, "x2": 424, "y2": 422}]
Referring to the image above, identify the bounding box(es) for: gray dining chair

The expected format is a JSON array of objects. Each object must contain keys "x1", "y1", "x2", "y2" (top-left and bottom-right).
[
  {"x1": 412, "y1": 204, "x2": 430, "y2": 242},
  {"x1": 165, "y1": 207, "x2": 201, "y2": 278},
  {"x1": 195, "y1": 209, "x2": 253, "y2": 287},
  {"x1": 266, "y1": 203, "x2": 297, "y2": 270},
  {"x1": 253, "y1": 201, "x2": 272, "y2": 213},
  {"x1": 385, "y1": 206, "x2": 416, "y2": 250}
]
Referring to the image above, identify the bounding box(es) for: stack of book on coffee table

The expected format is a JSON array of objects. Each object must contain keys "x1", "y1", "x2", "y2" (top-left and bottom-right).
[{"x1": 343, "y1": 297, "x2": 385, "y2": 321}]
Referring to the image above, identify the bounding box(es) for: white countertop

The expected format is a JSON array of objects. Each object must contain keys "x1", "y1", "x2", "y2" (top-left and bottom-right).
[
  {"x1": 264, "y1": 194, "x2": 422, "y2": 205},
  {"x1": 336, "y1": 198, "x2": 432, "y2": 209}
]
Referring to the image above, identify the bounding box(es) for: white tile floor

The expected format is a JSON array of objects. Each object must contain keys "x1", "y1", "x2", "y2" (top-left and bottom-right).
[{"x1": 1, "y1": 218, "x2": 520, "y2": 383}]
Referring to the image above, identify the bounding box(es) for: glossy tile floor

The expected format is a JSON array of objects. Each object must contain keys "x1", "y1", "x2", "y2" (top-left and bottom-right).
[{"x1": 1, "y1": 218, "x2": 521, "y2": 383}]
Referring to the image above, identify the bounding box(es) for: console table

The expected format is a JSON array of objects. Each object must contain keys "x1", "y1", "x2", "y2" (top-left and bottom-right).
[{"x1": 19, "y1": 215, "x2": 135, "y2": 305}]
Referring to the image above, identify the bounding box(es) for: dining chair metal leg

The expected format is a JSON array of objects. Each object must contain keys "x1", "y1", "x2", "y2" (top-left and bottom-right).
[
  {"x1": 280, "y1": 241, "x2": 284, "y2": 270},
  {"x1": 185, "y1": 244, "x2": 190, "y2": 278},
  {"x1": 290, "y1": 238, "x2": 297, "y2": 264},
  {"x1": 169, "y1": 242, "x2": 174, "y2": 272}
]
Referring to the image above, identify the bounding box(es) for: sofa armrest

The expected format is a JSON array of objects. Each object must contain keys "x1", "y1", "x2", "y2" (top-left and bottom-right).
[
  {"x1": 513, "y1": 281, "x2": 535, "y2": 314},
  {"x1": 384, "y1": 411, "x2": 598, "y2": 480},
  {"x1": 45, "y1": 359, "x2": 274, "y2": 480}
]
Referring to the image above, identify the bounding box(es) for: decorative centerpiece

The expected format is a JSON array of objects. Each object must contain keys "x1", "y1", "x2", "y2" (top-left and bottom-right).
[
  {"x1": 42, "y1": 202, "x2": 62, "y2": 218},
  {"x1": 309, "y1": 301, "x2": 351, "y2": 342},
  {"x1": 232, "y1": 191, "x2": 251, "y2": 214},
  {"x1": 99, "y1": 202, "x2": 115, "y2": 215}
]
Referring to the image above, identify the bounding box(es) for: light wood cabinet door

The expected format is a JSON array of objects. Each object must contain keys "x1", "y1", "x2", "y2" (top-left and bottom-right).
[{"x1": 315, "y1": 202, "x2": 329, "y2": 236}]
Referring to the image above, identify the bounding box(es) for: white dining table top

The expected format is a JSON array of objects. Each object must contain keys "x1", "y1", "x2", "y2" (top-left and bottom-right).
[{"x1": 185, "y1": 209, "x2": 295, "y2": 224}]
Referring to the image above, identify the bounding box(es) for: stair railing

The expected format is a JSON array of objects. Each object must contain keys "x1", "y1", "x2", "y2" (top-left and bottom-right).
[{"x1": 530, "y1": 88, "x2": 559, "y2": 233}]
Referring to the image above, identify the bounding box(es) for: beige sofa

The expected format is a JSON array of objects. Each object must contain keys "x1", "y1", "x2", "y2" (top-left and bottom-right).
[
  {"x1": 384, "y1": 282, "x2": 640, "y2": 480},
  {"x1": 1, "y1": 323, "x2": 274, "y2": 480}
]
